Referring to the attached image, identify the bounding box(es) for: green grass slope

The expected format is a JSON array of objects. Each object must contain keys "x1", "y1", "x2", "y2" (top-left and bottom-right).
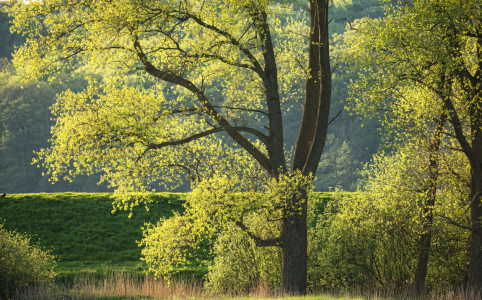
[
  {"x1": 0, "y1": 192, "x2": 332, "y2": 281},
  {"x1": 0, "y1": 193, "x2": 184, "y2": 262}
]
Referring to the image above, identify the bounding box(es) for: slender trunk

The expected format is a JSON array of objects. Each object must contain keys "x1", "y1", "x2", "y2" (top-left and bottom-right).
[
  {"x1": 280, "y1": 190, "x2": 308, "y2": 294},
  {"x1": 461, "y1": 37, "x2": 482, "y2": 295},
  {"x1": 467, "y1": 140, "x2": 482, "y2": 292},
  {"x1": 413, "y1": 111, "x2": 447, "y2": 296},
  {"x1": 413, "y1": 232, "x2": 431, "y2": 296}
]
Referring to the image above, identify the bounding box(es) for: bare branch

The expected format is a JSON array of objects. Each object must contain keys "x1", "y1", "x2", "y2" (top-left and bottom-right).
[
  {"x1": 438, "y1": 214, "x2": 473, "y2": 231},
  {"x1": 148, "y1": 126, "x2": 269, "y2": 150},
  {"x1": 464, "y1": 191, "x2": 482, "y2": 215},
  {"x1": 328, "y1": 108, "x2": 343, "y2": 126},
  {"x1": 211, "y1": 105, "x2": 268, "y2": 116},
  {"x1": 178, "y1": 11, "x2": 265, "y2": 77},
  {"x1": 337, "y1": 18, "x2": 357, "y2": 31}
]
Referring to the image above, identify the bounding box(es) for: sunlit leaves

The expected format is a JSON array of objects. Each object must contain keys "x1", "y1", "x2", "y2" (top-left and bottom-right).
[{"x1": 140, "y1": 169, "x2": 312, "y2": 279}]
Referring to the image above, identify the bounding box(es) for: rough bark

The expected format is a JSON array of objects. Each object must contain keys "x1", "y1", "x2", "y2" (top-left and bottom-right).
[
  {"x1": 445, "y1": 97, "x2": 482, "y2": 294},
  {"x1": 281, "y1": 0, "x2": 331, "y2": 294},
  {"x1": 467, "y1": 111, "x2": 482, "y2": 292},
  {"x1": 280, "y1": 189, "x2": 308, "y2": 294},
  {"x1": 293, "y1": 0, "x2": 331, "y2": 176},
  {"x1": 444, "y1": 34, "x2": 482, "y2": 292}
]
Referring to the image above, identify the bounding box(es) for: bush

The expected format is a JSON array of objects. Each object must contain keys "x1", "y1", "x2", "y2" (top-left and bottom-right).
[
  {"x1": 0, "y1": 222, "x2": 56, "y2": 299},
  {"x1": 204, "y1": 218, "x2": 281, "y2": 294}
]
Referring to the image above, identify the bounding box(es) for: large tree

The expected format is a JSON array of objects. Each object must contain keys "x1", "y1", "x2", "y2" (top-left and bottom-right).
[
  {"x1": 6, "y1": 0, "x2": 332, "y2": 293},
  {"x1": 345, "y1": 0, "x2": 482, "y2": 293}
]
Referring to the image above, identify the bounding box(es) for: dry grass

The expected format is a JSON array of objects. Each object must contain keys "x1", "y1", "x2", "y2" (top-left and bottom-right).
[
  {"x1": 12, "y1": 273, "x2": 203, "y2": 300},
  {"x1": 9, "y1": 274, "x2": 482, "y2": 300}
]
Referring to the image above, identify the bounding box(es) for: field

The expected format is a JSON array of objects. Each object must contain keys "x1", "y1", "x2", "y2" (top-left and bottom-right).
[{"x1": 0, "y1": 193, "x2": 210, "y2": 281}]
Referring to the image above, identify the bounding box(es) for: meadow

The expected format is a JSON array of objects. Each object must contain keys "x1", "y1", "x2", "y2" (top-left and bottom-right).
[{"x1": 0, "y1": 193, "x2": 208, "y2": 281}]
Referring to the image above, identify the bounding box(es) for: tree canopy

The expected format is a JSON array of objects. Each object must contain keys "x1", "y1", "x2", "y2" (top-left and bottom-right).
[
  {"x1": 344, "y1": 0, "x2": 482, "y2": 291},
  {"x1": 6, "y1": 0, "x2": 335, "y2": 293}
]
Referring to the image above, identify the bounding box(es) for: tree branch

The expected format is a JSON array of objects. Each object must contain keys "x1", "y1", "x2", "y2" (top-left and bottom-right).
[
  {"x1": 328, "y1": 108, "x2": 343, "y2": 126},
  {"x1": 464, "y1": 191, "x2": 482, "y2": 215},
  {"x1": 178, "y1": 11, "x2": 265, "y2": 77},
  {"x1": 210, "y1": 105, "x2": 268, "y2": 116},
  {"x1": 132, "y1": 34, "x2": 274, "y2": 174},
  {"x1": 147, "y1": 126, "x2": 269, "y2": 150},
  {"x1": 235, "y1": 220, "x2": 282, "y2": 247},
  {"x1": 438, "y1": 214, "x2": 473, "y2": 231}
]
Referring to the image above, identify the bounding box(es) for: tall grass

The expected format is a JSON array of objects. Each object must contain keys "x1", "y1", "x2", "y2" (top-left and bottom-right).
[
  {"x1": 9, "y1": 272, "x2": 482, "y2": 300},
  {"x1": 12, "y1": 273, "x2": 203, "y2": 300}
]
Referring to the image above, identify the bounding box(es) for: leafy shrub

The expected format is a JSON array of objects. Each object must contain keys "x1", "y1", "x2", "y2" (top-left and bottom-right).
[
  {"x1": 202, "y1": 148, "x2": 470, "y2": 294},
  {"x1": 204, "y1": 193, "x2": 330, "y2": 294},
  {"x1": 204, "y1": 219, "x2": 281, "y2": 294},
  {"x1": 0, "y1": 222, "x2": 56, "y2": 299}
]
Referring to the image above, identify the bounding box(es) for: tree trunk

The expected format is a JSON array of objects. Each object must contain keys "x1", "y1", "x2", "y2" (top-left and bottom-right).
[
  {"x1": 280, "y1": 191, "x2": 308, "y2": 294},
  {"x1": 466, "y1": 79, "x2": 482, "y2": 293},
  {"x1": 467, "y1": 168, "x2": 482, "y2": 293},
  {"x1": 442, "y1": 65, "x2": 482, "y2": 293},
  {"x1": 413, "y1": 231, "x2": 432, "y2": 296},
  {"x1": 467, "y1": 180, "x2": 482, "y2": 293},
  {"x1": 280, "y1": 0, "x2": 330, "y2": 294},
  {"x1": 413, "y1": 111, "x2": 447, "y2": 296}
]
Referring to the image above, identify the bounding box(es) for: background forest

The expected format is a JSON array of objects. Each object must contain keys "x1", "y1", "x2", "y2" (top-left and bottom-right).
[{"x1": 0, "y1": 0, "x2": 384, "y2": 193}]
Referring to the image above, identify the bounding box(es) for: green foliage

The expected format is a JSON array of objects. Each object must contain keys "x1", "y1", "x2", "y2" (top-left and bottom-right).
[
  {"x1": 314, "y1": 134, "x2": 361, "y2": 192},
  {"x1": 0, "y1": 58, "x2": 115, "y2": 193},
  {"x1": 0, "y1": 222, "x2": 56, "y2": 299},
  {"x1": 309, "y1": 146, "x2": 470, "y2": 290},
  {"x1": 329, "y1": 0, "x2": 384, "y2": 35},
  {"x1": 139, "y1": 170, "x2": 312, "y2": 280},
  {"x1": 339, "y1": 0, "x2": 481, "y2": 290},
  {"x1": 203, "y1": 193, "x2": 330, "y2": 293},
  {"x1": 204, "y1": 222, "x2": 281, "y2": 294},
  {"x1": 0, "y1": 0, "x2": 387, "y2": 194},
  {"x1": 0, "y1": 3, "x2": 24, "y2": 59},
  {"x1": 6, "y1": 0, "x2": 313, "y2": 200}
]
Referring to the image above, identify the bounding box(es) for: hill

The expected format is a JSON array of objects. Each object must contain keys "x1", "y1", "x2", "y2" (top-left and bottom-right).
[{"x1": 0, "y1": 193, "x2": 184, "y2": 262}]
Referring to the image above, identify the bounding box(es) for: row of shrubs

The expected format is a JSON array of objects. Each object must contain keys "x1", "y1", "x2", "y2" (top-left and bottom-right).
[{"x1": 205, "y1": 190, "x2": 467, "y2": 294}]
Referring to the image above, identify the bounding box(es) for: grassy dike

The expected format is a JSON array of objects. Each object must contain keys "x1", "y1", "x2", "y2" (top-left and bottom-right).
[{"x1": 0, "y1": 193, "x2": 200, "y2": 280}]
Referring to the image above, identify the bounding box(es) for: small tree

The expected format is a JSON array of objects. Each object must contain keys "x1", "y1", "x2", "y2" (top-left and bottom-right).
[
  {"x1": 6, "y1": 0, "x2": 333, "y2": 293},
  {"x1": 344, "y1": 0, "x2": 482, "y2": 292}
]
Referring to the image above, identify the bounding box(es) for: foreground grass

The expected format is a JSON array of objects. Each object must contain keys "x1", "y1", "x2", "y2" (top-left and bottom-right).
[
  {"x1": 80, "y1": 296, "x2": 364, "y2": 299},
  {"x1": 55, "y1": 260, "x2": 208, "y2": 283},
  {"x1": 14, "y1": 271, "x2": 474, "y2": 300}
]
